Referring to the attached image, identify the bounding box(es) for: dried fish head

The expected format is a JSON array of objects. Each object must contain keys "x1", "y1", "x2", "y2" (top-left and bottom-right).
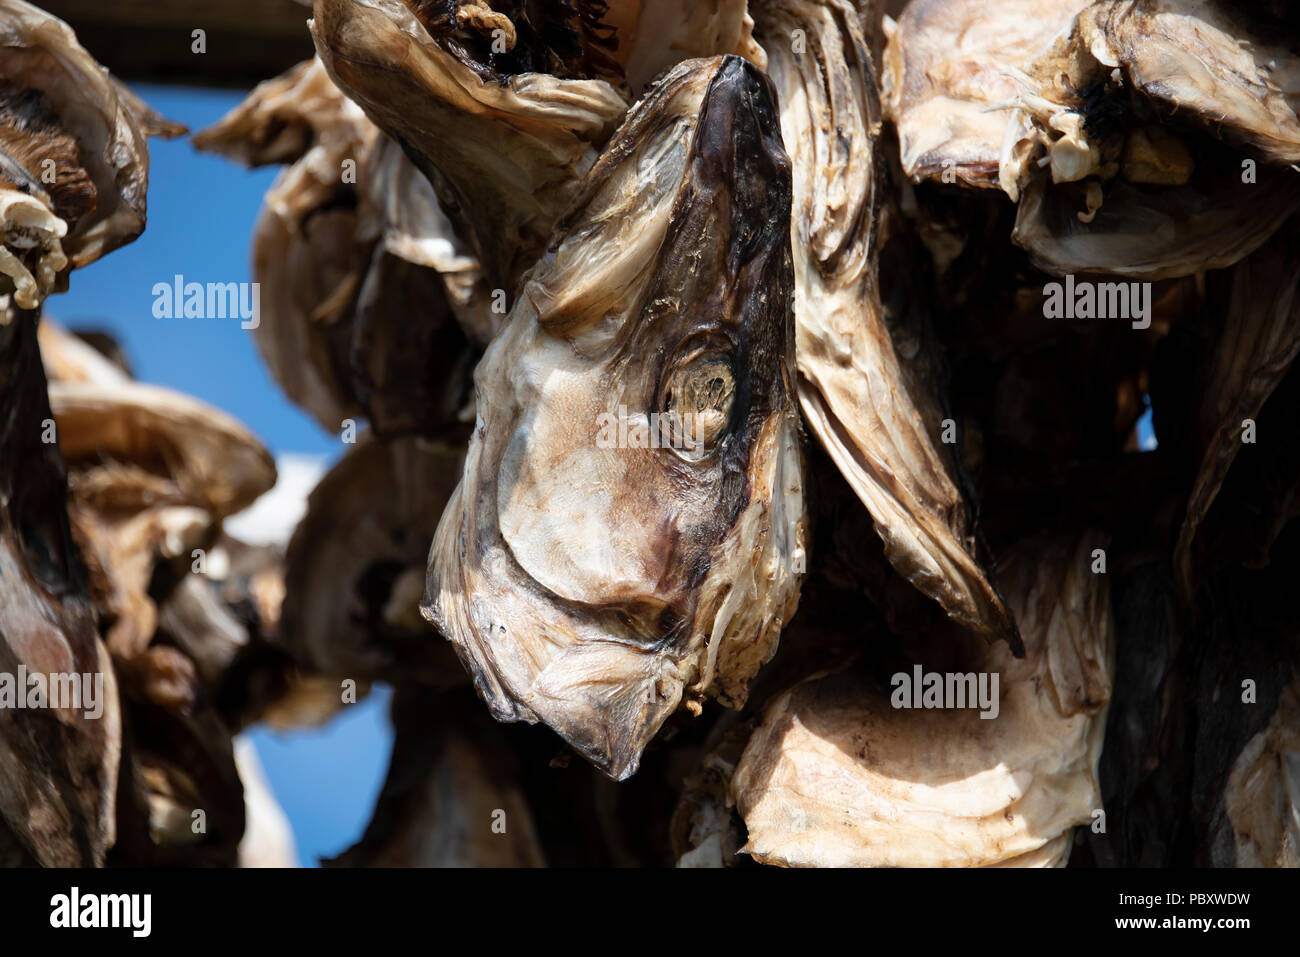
[
  {"x1": 1001, "y1": 0, "x2": 1300, "y2": 278},
  {"x1": 205, "y1": 58, "x2": 375, "y2": 434},
  {"x1": 425, "y1": 55, "x2": 807, "y2": 780},
  {"x1": 1001, "y1": 0, "x2": 1300, "y2": 191},
  {"x1": 311, "y1": 0, "x2": 629, "y2": 291},
  {"x1": 48, "y1": 379, "x2": 276, "y2": 659},
  {"x1": 190, "y1": 56, "x2": 366, "y2": 168},
  {"x1": 281, "y1": 436, "x2": 466, "y2": 690},
  {"x1": 198, "y1": 58, "x2": 491, "y2": 436},
  {"x1": 0, "y1": 1, "x2": 178, "y2": 309},
  {"x1": 731, "y1": 529, "x2": 1114, "y2": 867},
  {"x1": 883, "y1": 0, "x2": 1087, "y2": 189}
]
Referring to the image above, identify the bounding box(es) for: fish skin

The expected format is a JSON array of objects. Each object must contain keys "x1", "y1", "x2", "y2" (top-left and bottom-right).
[
  {"x1": 755, "y1": 0, "x2": 1020, "y2": 651},
  {"x1": 280, "y1": 436, "x2": 467, "y2": 688},
  {"x1": 424, "y1": 55, "x2": 807, "y2": 780},
  {"x1": 0, "y1": 311, "x2": 120, "y2": 867},
  {"x1": 1174, "y1": 217, "x2": 1300, "y2": 600},
  {"x1": 310, "y1": 0, "x2": 628, "y2": 294},
  {"x1": 731, "y1": 528, "x2": 1112, "y2": 868},
  {"x1": 999, "y1": 0, "x2": 1300, "y2": 278},
  {"x1": 0, "y1": 0, "x2": 167, "y2": 273},
  {"x1": 883, "y1": 0, "x2": 1088, "y2": 189}
]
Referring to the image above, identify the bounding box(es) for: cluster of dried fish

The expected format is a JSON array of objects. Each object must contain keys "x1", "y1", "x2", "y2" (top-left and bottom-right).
[
  {"x1": 3, "y1": 0, "x2": 1299, "y2": 868},
  {"x1": 0, "y1": 1, "x2": 298, "y2": 867}
]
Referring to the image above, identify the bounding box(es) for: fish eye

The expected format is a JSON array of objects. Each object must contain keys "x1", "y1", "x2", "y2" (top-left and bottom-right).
[{"x1": 660, "y1": 357, "x2": 734, "y2": 460}]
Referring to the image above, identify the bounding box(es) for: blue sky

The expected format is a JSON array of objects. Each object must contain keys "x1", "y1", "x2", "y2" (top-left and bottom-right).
[
  {"x1": 55, "y1": 86, "x2": 338, "y2": 458},
  {"x1": 54, "y1": 84, "x2": 392, "y2": 867}
]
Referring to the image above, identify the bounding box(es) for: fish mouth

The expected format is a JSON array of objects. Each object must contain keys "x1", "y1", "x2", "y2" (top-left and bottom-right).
[
  {"x1": 692, "y1": 56, "x2": 792, "y2": 262},
  {"x1": 424, "y1": 55, "x2": 806, "y2": 780}
]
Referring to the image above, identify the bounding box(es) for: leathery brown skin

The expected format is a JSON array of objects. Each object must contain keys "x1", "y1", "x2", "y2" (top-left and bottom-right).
[
  {"x1": 756, "y1": 0, "x2": 1020, "y2": 651},
  {"x1": 424, "y1": 55, "x2": 808, "y2": 781},
  {"x1": 0, "y1": 0, "x2": 179, "y2": 310},
  {"x1": 0, "y1": 310, "x2": 119, "y2": 867},
  {"x1": 310, "y1": 0, "x2": 629, "y2": 294}
]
